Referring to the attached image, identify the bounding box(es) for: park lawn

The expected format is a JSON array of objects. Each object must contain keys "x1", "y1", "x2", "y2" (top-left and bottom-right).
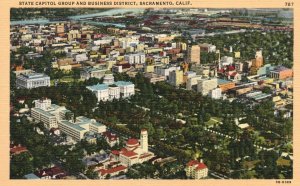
[
  {"x1": 51, "y1": 77, "x2": 83, "y2": 86},
  {"x1": 276, "y1": 157, "x2": 291, "y2": 167},
  {"x1": 50, "y1": 79, "x2": 56, "y2": 86},
  {"x1": 205, "y1": 117, "x2": 222, "y2": 126},
  {"x1": 60, "y1": 76, "x2": 75, "y2": 82},
  {"x1": 242, "y1": 160, "x2": 261, "y2": 170},
  {"x1": 211, "y1": 117, "x2": 222, "y2": 122}
]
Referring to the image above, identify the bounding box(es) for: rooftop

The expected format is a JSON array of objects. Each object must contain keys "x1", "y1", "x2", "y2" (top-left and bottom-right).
[
  {"x1": 99, "y1": 165, "x2": 127, "y2": 176},
  {"x1": 87, "y1": 81, "x2": 133, "y2": 91},
  {"x1": 114, "y1": 81, "x2": 134, "y2": 87},
  {"x1": 32, "y1": 108, "x2": 56, "y2": 117},
  {"x1": 217, "y1": 78, "x2": 231, "y2": 85},
  {"x1": 19, "y1": 72, "x2": 49, "y2": 79},
  {"x1": 24, "y1": 173, "x2": 40, "y2": 179},
  {"x1": 272, "y1": 66, "x2": 292, "y2": 72},
  {"x1": 10, "y1": 146, "x2": 28, "y2": 154},
  {"x1": 121, "y1": 150, "x2": 138, "y2": 157},
  {"x1": 59, "y1": 120, "x2": 86, "y2": 131},
  {"x1": 126, "y1": 138, "x2": 139, "y2": 145},
  {"x1": 87, "y1": 83, "x2": 108, "y2": 91}
]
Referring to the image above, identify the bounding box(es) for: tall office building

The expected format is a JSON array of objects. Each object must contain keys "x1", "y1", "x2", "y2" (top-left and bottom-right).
[
  {"x1": 250, "y1": 50, "x2": 264, "y2": 75},
  {"x1": 197, "y1": 78, "x2": 218, "y2": 96},
  {"x1": 168, "y1": 70, "x2": 183, "y2": 86},
  {"x1": 187, "y1": 45, "x2": 201, "y2": 64}
]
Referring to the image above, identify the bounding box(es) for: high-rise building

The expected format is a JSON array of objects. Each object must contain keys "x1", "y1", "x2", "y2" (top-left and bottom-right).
[
  {"x1": 187, "y1": 45, "x2": 201, "y2": 64},
  {"x1": 31, "y1": 98, "x2": 70, "y2": 129},
  {"x1": 55, "y1": 24, "x2": 65, "y2": 34},
  {"x1": 168, "y1": 70, "x2": 183, "y2": 86},
  {"x1": 197, "y1": 78, "x2": 218, "y2": 96},
  {"x1": 186, "y1": 75, "x2": 202, "y2": 90},
  {"x1": 253, "y1": 50, "x2": 263, "y2": 68},
  {"x1": 250, "y1": 50, "x2": 264, "y2": 75}
]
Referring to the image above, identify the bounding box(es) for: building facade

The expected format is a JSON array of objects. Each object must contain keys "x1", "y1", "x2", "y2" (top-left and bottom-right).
[
  {"x1": 86, "y1": 81, "x2": 135, "y2": 102},
  {"x1": 197, "y1": 78, "x2": 218, "y2": 96},
  {"x1": 16, "y1": 73, "x2": 50, "y2": 89},
  {"x1": 80, "y1": 67, "x2": 107, "y2": 80},
  {"x1": 124, "y1": 53, "x2": 145, "y2": 64},
  {"x1": 187, "y1": 45, "x2": 201, "y2": 64},
  {"x1": 168, "y1": 70, "x2": 183, "y2": 86},
  {"x1": 58, "y1": 116, "x2": 107, "y2": 141},
  {"x1": 31, "y1": 98, "x2": 68, "y2": 129},
  {"x1": 111, "y1": 130, "x2": 154, "y2": 167},
  {"x1": 269, "y1": 66, "x2": 293, "y2": 80},
  {"x1": 186, "y1": 160, "x2": 208, "y2": 179}
]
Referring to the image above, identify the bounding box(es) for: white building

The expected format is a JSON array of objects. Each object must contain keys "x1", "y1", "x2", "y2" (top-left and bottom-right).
[
  {"x1": 197, "y1": 78, "x2": 218, "y2": 96},
  {"x1": 31, "y1": 98, "x2": 69, "y2": 129},
  {"x1": 80, "y1": 67, "x2": 107, "y2": 80},
  {"x1": 86, "y1": 81, "x2": 135, "y2": 102},
  {"x1": 124, "y1": 53, "x2": 145, "y2": 64},
  {"x1": 209, "y1": 88, "x2": 222, "y2": 99},
  {"x1": 185, "y1": 160, "x2": 208, "y2": 179},
  {"x1": 119, "y1": 37, "x2": 140, "y2": 49},
  {"x1": 16, "y1": 73, "x2": 50, "y2": 89},
  {"x1": 58, "y1": 116, "x2": 106, "y2": 141},
  {"x1": 154, "y1": 66, "x2": 181, "y2": 78},
  {"x1": 186, "y1": 75, "x2": 202, "y2": 90},
  {"x1": 75, "y1": 53, "x2": 88, "y2": 62},
  {"x1": 31, "y1": 98, "x2": 106, "y2": 141},
  {"x1": 111, "y1": 130, "x2": 154, "y2": 167},
  {"x1": 168, "y1": 70, "x2": 183, "y2": 86},
  {"x1": 93, "y1": 38, "x2": 113, "y2": 45},
  {"x1": 103, "y1": 74, "x2": 115, "y2": 85},
  {"x1": 199, "y1": 43, "x2": 216, "y2": 53},
  {"x1": 219, "y1": 56, "x2": 233, "y2": 69},
  {"x1": 114, "y1": 81, "x2": 135, "y2": 98},
  {"x1": 103, "y1": 132, "x2": 119, "y2": 147},
  {"x1": 108, "y1": 86, "x2": 121, "y2": 100}
]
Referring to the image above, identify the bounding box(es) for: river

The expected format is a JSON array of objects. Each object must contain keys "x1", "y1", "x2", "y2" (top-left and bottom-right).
[{"x1": 10, "y1": 8, "x2": 144, "y2": 27}]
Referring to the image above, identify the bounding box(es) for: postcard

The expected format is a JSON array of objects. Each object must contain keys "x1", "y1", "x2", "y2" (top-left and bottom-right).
[{"x1": 0, "y1": 0, "x2": 298, "y2": 186}]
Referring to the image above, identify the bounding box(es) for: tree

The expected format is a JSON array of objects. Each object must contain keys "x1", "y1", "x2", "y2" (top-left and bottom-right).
[
  {"x1": 85, "y1": 167, "x2": 99, "y2": 179},
  {"x1": 10, "y1": 152, "x2": 34, "y2": 179},
  {"x1": 64, "y1": 149, "x2": 85, "y2": 175}
]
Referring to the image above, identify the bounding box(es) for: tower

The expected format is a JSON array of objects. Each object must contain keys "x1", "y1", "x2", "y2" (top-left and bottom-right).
[
  {"x1": 140, "y1": 129, "x2": 148, "y2": 153},
  {"x1": 187, "y1": 45, "x2": 200, "y2": 65}
]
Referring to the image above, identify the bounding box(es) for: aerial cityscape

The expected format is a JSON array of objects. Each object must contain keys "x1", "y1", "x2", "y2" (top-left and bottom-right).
[{"x1": 10, "y1": 8, "x2": 293, "y2": 179}]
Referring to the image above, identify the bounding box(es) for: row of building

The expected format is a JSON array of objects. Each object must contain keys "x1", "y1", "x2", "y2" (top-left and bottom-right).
[{"x1": 31, "y1": 98, "x2": 107, "y2": 141}]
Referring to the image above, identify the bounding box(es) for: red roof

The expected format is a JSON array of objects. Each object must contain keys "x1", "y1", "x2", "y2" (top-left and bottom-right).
[
  {"x1": 140, "y1": 153, "x2": 152, "y2": 159},
  {"x1": 228, "y1": 65, "x2": 235, "y2": 71},
  {"x1": 35, "y1": 166, "x2": 66, "y2": 178},
  {"x1": 111, "y1": 150, "x2": 120, "y2": 155},
  {"x1": 126, "y1": 138, "x2": 139, "y2": 145},
  {"x1": 230, "y1": 72, "x2": 237, "y2": 77},
  {"x1": 103, "y1": 132, "x2": 117, "y2": 141},
  {"x1": 218, "y1": 68, "x2": 225, "y2": 73},
  {"x1": 187, "y1": 160, "x2": 199, "y2": 166},
  {"x1": 121, "y1": 150, "x2": 138, "y2": 157},
  {"x1": 10, "y1": 146, "x2": 28, "y2": 154},
  {"x1": 196, "y1": 163, "x2": 208, "y2": 170},
  {"x1": 99, "y1": 165, "x2": 127, "y2": 176},
  {"x1": 187, "y1": 160, "x2": 207, "y2": 170}
]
